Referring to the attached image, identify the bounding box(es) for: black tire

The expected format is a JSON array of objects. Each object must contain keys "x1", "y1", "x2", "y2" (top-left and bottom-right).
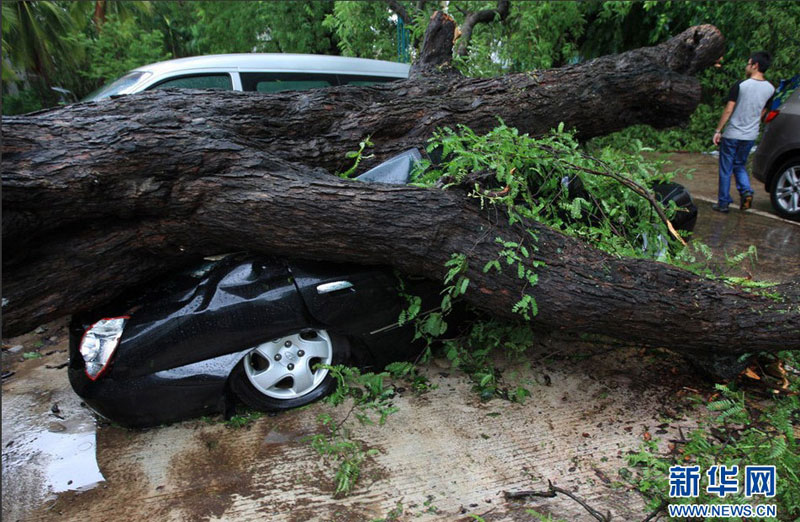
[
  {"x1": 653, "y1": 182, "x2": 698, "y2": 232},
  {"x1": 230, "y1": 329, "x2": 349, "y2": 411},
  {"x1": 769, "y1": 157, "x2": 800, "y2": 221}
]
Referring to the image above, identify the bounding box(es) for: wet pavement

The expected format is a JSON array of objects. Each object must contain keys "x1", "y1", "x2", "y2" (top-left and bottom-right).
[
  {"x1": 665, "y1": 152, "x2": 800, "y2": 281},
  {"x1": 2, "y1": 153, "x2": 798, "y2": 521},
  {"x1": 690, "y1": 199, "x2": 799, "y2": 281}
]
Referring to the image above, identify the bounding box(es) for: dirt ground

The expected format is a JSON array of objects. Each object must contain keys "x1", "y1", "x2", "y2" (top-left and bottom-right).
[{"x1": 3, "y1": 153, "x2": 798, "y2": 522}]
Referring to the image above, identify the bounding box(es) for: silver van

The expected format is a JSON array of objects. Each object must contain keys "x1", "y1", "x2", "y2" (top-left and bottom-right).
[{"x1": 84, "y1": 54, "x2": 411, "y2": 101}]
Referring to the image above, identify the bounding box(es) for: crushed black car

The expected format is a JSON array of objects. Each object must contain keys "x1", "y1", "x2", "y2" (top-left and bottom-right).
[
  {"x1": 69, "y1": 254, "x2": 439, "y2": 427},
  {"x1": 68, "y1": 150, "x2": 698, "y2": 427}
]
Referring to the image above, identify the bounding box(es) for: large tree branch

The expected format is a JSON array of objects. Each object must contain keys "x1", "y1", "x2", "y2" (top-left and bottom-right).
[
  {"x1": 5, "y1": 23, "x2": 724, "y2": 197},
  {"x1": 455, "y1": 0, "x2": 510, "y2": 57}
]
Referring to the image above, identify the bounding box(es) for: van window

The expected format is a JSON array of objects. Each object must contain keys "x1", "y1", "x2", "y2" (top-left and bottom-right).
[
  {"x1": 240, "y1": 72, "x2": 336, "y2": 93},
  {"x1": 149, "y1": 74, "x2": 233, "y2": 91},
  {"x1": 337, "y1": 75, "x2": 399, "y2": 86},
  {"x1": 83, "y1": 71, "x2": 151, "y2": 101}
]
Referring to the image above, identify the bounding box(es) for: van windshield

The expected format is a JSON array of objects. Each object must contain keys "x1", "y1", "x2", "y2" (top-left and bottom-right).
[{"x1": 82, "y1": 71, "x2": 151, "y2": 101}]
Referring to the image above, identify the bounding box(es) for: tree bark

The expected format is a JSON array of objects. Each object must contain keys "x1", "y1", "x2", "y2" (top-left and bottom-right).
[
  {"x1": 410, "y1": 11, "x2": 461, "y2": 76},
  {"x1": 4, "y1": 21, "x2": 797, "y2": 355},
  {"x1": 3, "y1": 140, "x2": 799, "y2": 351}
]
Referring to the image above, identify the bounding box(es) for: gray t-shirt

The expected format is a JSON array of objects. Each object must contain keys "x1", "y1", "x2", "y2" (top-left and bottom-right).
[{"x1": 722, "y1": 78, "x2": 775, "y2": 141}]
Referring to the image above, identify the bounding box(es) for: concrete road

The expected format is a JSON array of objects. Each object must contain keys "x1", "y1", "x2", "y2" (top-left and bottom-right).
[{"x1": 3, "y1": 325, "x2": 699, "y2": 522}]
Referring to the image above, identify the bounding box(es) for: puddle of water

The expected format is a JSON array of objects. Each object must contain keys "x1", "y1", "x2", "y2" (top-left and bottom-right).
[
  {"x1": 2, "y1": 379, "x2": 105, "y2": 520},
  {"x1": 4, "y1": 427, "x2": 105, "y2": 494}
]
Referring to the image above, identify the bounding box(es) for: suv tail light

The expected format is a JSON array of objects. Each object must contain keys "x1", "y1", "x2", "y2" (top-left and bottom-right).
[
  {"x1": 79, "y1": 317, "x2": 128, "y2": 380},
  {"x1": 765, "y1": 110, "x2": 780, "y2": 123}
]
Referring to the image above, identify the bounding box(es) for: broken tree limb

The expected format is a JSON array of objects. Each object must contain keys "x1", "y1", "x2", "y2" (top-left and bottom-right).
[
  {"x1": 410, "y1": 11, "x2": 461, "y2": 76},
  {"x1": 455, "y1": 0, "x2": 510, "y2": 57},
  {"x1": 504, "y1": 480, "x2": 610, "y2": 522},
  {"x1": 3, "y1": 21, "x2": 798, "y2": 355}
]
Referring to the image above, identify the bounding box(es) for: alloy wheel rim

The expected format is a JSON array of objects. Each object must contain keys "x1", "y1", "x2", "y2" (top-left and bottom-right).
[
  {"x1": 243, "y1": 329, "x2": 333, "y2": 399},
  {"x1": 774, "y1": 165, "x2": 800, "y2": 214}
]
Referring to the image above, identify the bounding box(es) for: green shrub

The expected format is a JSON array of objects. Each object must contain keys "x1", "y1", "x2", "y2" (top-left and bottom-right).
[{"x1": 2, "y1": 88, "x2": 44, "y2": 115}]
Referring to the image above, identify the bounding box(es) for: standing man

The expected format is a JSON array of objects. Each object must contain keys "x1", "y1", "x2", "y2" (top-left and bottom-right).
[{"x1": 712, "y1": 51, "x2": 775, "y2": 213}]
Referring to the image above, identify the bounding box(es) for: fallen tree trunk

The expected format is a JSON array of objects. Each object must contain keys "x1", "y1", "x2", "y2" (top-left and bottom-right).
[
  {"x1": 3, "y1": 144, "x2": 799, "y2": 351},
  {"x1": 3, "y1": 18, "x2": 798, "y2": 355}
]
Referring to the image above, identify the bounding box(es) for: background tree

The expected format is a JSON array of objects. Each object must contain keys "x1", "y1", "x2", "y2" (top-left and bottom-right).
[
  {"x1": 1, "y1": 3, "x2": 20, "y2": 82},
  {"x1": 2, "y1": 1, "x2": 83, "y2": 109},
  {"x1": 83, "y1": 0, "x2": 153, "y2": 32},
  {"x1": 192, "y1": 2, "x2": 271, "y2": 54},
  {"x1": 323, "y1": 1, "x2": 398, "y2": 59},
  {"x1": 76, "y1": 14, "x2": 169, "y2": 86}
]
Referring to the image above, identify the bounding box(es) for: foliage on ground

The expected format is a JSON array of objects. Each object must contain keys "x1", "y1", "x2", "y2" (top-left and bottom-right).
[
  {"x1": 622, "y1": 351, "x2": 800, "y2": 519},
  {"x1": 414, "y1": 122, "x2": 690, "y2": 263},
  {"x1": 306, "y1": 363, "x2": 433, "y2": 495},
  {"x1": 224, "y1": 408, "x2": 264, "y2": 429}
]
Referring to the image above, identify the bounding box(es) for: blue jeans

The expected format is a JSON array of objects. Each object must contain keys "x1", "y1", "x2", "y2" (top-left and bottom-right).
[{"x1": 718, "y1": 137, "x2": 754, "y2": 207}]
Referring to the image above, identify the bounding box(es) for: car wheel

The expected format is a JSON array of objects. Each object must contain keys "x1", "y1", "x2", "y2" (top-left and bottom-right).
[
  {"x1": 653, "y1": 182, "x2": 698, "y2": 232},
  {"x1": 230, "y1": 329, "x2": 348, "y2": 411},
  {"x1": 769, "y1": 158, "x2": 800, "y2": 221}
]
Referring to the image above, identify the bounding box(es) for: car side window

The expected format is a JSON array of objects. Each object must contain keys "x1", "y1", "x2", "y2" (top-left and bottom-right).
[
  {"x1": 240, "y1": 72, "x2": 336, "y2": 93},
  {"x1": 149, "y1": 74, "x2": 233, "y2": 91}
]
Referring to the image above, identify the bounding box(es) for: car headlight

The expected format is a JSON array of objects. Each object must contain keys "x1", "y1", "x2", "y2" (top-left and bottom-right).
[{"x1": 80, "y1": 317, "x2": 127, "y2": 380}]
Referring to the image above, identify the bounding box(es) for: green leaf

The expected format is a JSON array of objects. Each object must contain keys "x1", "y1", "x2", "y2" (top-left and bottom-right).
[
  {"x1": 459, "y1": 277, "x2": 469, "y2": 295},
  {"x1": 483, "y1": 260, "x2": 501, "y2": 273},
  {"x1": 441, "y1": 294, "x2": 452, "y2": 312}
]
